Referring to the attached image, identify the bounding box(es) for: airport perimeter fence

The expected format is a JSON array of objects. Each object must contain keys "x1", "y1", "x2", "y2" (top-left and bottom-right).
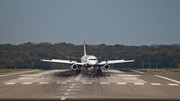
[
  {"x1": 110, "y1": 67, "x2": 180, "y2": 70},
  {"x1": 110, "y1": 67, "x2": 134, "y2": 70}
]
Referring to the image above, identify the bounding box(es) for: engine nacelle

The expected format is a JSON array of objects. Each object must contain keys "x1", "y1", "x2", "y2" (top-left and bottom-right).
[
  {"x1": 103, "y1": 64, "x2": 110, "y2": 70},
  {"x1": 71, "y1": 64, "x2": 78, "y2": 70}
]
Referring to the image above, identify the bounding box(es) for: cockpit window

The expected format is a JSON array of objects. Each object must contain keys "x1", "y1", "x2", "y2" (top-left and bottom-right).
[{"x1": 89, "y1": 59, "x2": 96, "y2": 60}]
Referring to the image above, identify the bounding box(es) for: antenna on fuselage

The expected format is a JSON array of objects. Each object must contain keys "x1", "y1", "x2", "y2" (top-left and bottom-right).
[{"x1": 84, "y1": 40, "x2": 87, "y2": 56}]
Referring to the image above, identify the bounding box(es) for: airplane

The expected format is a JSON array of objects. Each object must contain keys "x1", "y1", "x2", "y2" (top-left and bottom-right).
[{"x1": 41, "y1": 41, "x2": 134, "y2": 74}]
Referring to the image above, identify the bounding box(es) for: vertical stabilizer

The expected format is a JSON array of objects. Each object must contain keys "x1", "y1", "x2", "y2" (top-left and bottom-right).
[{"x1": 84, "y1": 40, "x2": 87, "y2": 55}]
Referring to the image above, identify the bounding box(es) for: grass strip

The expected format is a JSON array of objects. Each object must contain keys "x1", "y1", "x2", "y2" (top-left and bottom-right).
[
  {"x1": 138, "y1": 69, "x2": 180, "y2": 74},
  {"x1": 0, "y1": 68, "x2": 37, "y2": 74}
]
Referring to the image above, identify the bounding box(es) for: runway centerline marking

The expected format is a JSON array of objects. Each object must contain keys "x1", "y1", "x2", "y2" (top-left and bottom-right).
[
  {"x1": 155, "y1": 75, "x2": 180, "y2": 84},
  {"x1": 61, "y1": 96, "x2": 66, "y2": 100},
  {"x1": 74, "y1": 74, "x2": 82, "y2": 81},
  {"x1": 60, "y1": 83, "x2": 76, "y2": 100},
  {"x1": 64, "y1": 92, "x2": 69, "y2": 96},
  {"x1": 131, "y1": 70, "x2": 144, "y2": 73}
]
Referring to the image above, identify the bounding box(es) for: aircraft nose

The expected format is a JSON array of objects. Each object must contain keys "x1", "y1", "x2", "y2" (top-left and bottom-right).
[
  {"x1": 93, "y1": 60, "x2": 98, "y2": 65},
  {"x1": 88, "y1": 61, "x2": 98, "y2": 65}
]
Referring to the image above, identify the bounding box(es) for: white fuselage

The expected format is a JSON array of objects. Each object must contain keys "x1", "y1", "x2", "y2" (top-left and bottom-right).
[{"x1": 81, "y1": 55, "x2": 98, "y2": 66}]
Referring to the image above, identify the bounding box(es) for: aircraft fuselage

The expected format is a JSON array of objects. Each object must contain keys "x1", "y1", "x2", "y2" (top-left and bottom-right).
[{"x1": 81, "y1": 55, "x2": 98, "y2": 66}]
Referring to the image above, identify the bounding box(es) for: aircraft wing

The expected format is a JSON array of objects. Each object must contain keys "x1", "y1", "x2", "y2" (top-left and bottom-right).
[
  {"x1": 99, "y1": 59, "x2": 135, "y2": 65},
  {"x1": 41, "y1": 59, "x2": 84, "y2": 66}
]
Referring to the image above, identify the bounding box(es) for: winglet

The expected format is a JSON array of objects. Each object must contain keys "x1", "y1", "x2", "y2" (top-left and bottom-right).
[{"x1": 84, "y1": 40, "x2": 87, "y2": 55}]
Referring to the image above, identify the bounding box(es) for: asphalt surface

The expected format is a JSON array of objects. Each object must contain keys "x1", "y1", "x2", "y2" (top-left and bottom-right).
[{"x1": 0, "y1": 68, "x2": 180, "y2": 101}]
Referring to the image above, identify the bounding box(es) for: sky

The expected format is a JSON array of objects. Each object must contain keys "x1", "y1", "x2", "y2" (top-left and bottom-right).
[{"x1": 0, "y1": 0, "x2": 180, "y2": 46}]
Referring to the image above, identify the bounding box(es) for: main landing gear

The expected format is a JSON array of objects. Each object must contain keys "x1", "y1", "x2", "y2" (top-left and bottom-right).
[
  {"x1": 97, "y1": 66, "x2": 102, "y2": 75},
  {"x1": 76, "y1": 69, "x2": 80, "y2": 74}
]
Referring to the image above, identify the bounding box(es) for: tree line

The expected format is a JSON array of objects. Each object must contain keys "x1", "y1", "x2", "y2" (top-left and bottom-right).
[{"x1": 0, "y1": 42, "x2": 180, "y2": 69}]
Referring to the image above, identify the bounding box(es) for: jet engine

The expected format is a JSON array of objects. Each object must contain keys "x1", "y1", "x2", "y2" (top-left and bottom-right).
[
  {"x1": 71, "y1": 64, "x2": 78, "y2": 70},
  {"x1": 103, "y1": 64, "x2": 110, "y2": 70}
]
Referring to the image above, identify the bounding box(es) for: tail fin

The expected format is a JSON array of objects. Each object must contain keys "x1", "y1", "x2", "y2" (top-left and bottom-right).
[{"x1": 84, "y1": 40, "x2": 87, "y2": 55}]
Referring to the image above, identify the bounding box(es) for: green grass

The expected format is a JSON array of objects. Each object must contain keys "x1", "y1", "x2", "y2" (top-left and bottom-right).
[
  {"x1": 0, "y1": 68, "x2": 37, "y2": 74},
  {"x1": 138, "y1": 69, "x2": 180, "y2": 74}
]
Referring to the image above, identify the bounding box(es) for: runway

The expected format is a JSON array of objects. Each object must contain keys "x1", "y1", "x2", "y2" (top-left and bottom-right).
[{"x1": 0, "y1": 69, "x2": 180, "y2": 101}]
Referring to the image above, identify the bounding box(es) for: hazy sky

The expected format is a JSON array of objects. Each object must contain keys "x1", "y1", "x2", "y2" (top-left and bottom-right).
[{"x1": 0, "y1": 0, "x2": 180, "y2": 45}]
